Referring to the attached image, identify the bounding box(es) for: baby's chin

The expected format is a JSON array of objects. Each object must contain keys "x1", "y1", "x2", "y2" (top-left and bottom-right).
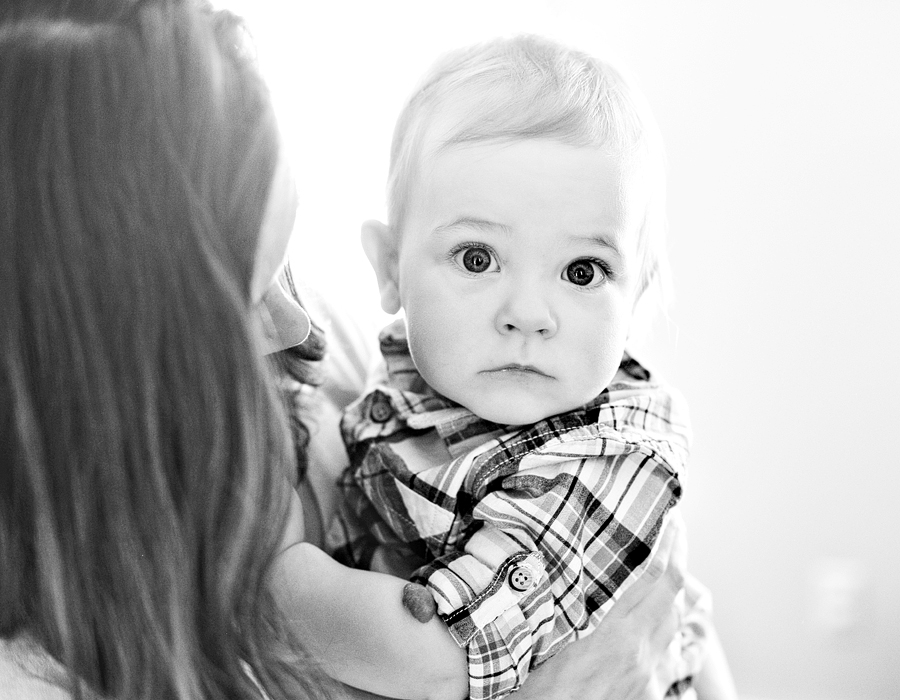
[
  {"x1": 431, "y1": 373, "x2": 607, "y2": 428},
  {"x1": 460, "y1": 396, "x2": 572, "y2": 428}
]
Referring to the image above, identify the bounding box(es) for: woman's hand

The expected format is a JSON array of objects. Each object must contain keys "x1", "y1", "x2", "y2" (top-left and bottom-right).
[{"x1": 513, "y1": 509, "x2": 691, "y2": 700}]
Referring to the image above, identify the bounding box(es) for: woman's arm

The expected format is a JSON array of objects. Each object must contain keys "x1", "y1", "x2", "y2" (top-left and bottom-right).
[
  {"x1": 272, "y1": 492, "x2": 467, "y2": 700},
  {"x1": 318, "y1": 507, "x2": 702, "y2": 700},
  {"x1": 272, "y1": 296, "x2": 469, "y2": 699}
]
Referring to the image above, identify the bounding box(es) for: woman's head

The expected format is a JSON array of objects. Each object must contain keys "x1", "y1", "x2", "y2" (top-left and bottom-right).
[{"x1": 0, "y1": 1, "x2": 325, "y2": 698}]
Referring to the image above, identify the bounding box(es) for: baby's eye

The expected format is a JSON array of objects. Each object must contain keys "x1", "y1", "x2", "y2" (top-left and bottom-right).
[
  {"x1": 456, "y1": 246, "x2": 496, "y2": 274},
  {"x1": 564, "y1": 259, "x2": 605, "y2": 287}
]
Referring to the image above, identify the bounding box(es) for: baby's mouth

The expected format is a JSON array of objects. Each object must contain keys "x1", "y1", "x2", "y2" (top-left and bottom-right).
[{"x1": 483, "y1": 364, "x2": 552, "y2": 378}]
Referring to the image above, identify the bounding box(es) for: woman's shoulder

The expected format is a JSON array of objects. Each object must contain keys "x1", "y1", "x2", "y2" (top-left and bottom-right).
[
  {"x1": 303, "y1": 286, "x2": 383, "y2": 407},
  {"x1": 0, "y1": 635, "x2": 75, "y2": 700}
]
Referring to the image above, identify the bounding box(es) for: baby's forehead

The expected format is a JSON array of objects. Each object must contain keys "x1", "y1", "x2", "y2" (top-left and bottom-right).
[
  {"x1": 405, "y1": 138, "x2": 649, "y2": 260},
  {"x1": 412, "y1": 135, "x2": 650, "y2": 214}
]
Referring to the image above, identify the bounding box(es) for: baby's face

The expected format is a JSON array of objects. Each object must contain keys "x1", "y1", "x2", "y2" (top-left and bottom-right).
[{"x1": 396, "y1": 139, "x2": 646, "y2": 425}]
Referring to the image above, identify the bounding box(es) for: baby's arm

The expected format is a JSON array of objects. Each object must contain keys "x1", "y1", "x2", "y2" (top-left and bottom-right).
[
  {"x1": 272, "y1": 490, "x2": 468, "y2": 700},
  {"x1": 335, "y1": 512, "x2": 700, "y2": 700},
  {"x1": 406, "y1": 440, "x2": 685, "y2": 699}
]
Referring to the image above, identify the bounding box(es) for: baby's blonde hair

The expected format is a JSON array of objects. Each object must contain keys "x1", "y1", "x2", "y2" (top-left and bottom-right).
[{"x1": 387, "y1": 34, "x2": 670, "y2": 304}]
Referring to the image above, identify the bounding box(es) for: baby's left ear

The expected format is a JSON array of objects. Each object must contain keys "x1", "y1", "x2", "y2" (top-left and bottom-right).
[{"x1": 361, "y1": 219, "x2": 401, "y2": 315}]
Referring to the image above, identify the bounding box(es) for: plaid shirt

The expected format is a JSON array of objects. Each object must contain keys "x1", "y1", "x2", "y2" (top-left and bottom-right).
[{"x1": 331, "y1": 320, "x2": 692, "y2": 700}]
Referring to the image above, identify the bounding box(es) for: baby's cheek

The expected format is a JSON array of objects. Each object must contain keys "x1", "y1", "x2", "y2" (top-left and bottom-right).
[
  {"x1": 406, "y1": 308, "x2": 467, "y2": 387},
  {"x1": 575, "y1": 338, "x2": 623, "y2": 399},
  {"x1": 406, "y1": 322, "x2": 442, "y2": 382}
]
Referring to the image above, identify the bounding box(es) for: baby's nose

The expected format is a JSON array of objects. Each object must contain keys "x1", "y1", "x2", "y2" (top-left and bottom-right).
[{"x1": 494, "y1": 284, "x2": 557, "y2": 337}]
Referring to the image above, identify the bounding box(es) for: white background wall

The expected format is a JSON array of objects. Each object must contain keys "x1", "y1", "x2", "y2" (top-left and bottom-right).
[{"x1": 226, "y1": 2, "x2": 900, "y2": 698}]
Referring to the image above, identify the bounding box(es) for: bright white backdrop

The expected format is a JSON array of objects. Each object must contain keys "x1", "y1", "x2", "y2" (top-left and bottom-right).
[{"x1": 223, "y1": 2, "x2": 900, "y2": 699}]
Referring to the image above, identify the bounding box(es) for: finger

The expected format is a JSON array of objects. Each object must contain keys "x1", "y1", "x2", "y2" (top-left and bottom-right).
[
  {"x1": 617, "y1": 511, "x2": 681, "y2": 616},
  {"x1": 667, "y1": 508, "x2": 688, "y2": 587},
  {"x1": 653, "y1": 634, "x2": 689, "y2": 696},
  {"x1": 620, "y1": 515, "x2": 688, "y2": 653},
  {"x1": 645, "y1": 539, "x2": 687, "y2": 651},
  {"x1": 401, "y1": 583, "x2": 437, "y2": 623},
  {"x1": 683, "y1": 572, "x2": 712, "y2": 614}
]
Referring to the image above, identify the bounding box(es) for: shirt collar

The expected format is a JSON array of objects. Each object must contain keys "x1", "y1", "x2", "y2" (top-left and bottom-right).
[
  {"x1": 341, "y1": 320, "x2": 506, "y2": 457},
  {"x1": 363, "y1": 320, "x2": 655, "y2": 459}
]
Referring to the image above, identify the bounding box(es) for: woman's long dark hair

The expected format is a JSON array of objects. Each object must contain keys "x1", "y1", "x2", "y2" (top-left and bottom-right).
[
  {"x1": 0, "y1": 1, "x2": 332, "y2": 698},
  {"x1": 273, "y1": 265, "x2": 327, "y2": 483}
]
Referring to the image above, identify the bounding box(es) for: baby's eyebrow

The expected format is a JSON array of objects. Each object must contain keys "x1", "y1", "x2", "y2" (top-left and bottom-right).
[
  {"x1": 432, "y1": 219, "x2": 627, "y2": 261},
  {"x1": 431, "y1": 217, "x2": 511, "y2": 237},
  {"x1": 571, "y1": 233, "x2": 625, "y2": 260}
]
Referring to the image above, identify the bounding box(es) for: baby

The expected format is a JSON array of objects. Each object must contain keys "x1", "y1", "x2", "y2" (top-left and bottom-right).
[{"x1": 327, "y1": 35, "x2": 709, "y2": 700}]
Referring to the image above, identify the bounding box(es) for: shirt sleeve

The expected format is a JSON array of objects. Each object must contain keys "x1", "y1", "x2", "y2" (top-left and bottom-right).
[{"x1": 413, "y1": 430, "x2": 683, "y2": 700}]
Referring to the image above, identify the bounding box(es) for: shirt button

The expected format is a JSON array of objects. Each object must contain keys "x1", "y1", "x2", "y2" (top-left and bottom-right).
[
  {"x1": 508, "y1": 565, "x2": 534, "y2": 592},
  {"x1": 369, "y1": 397, "x2": 393, "y2": 423}
]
